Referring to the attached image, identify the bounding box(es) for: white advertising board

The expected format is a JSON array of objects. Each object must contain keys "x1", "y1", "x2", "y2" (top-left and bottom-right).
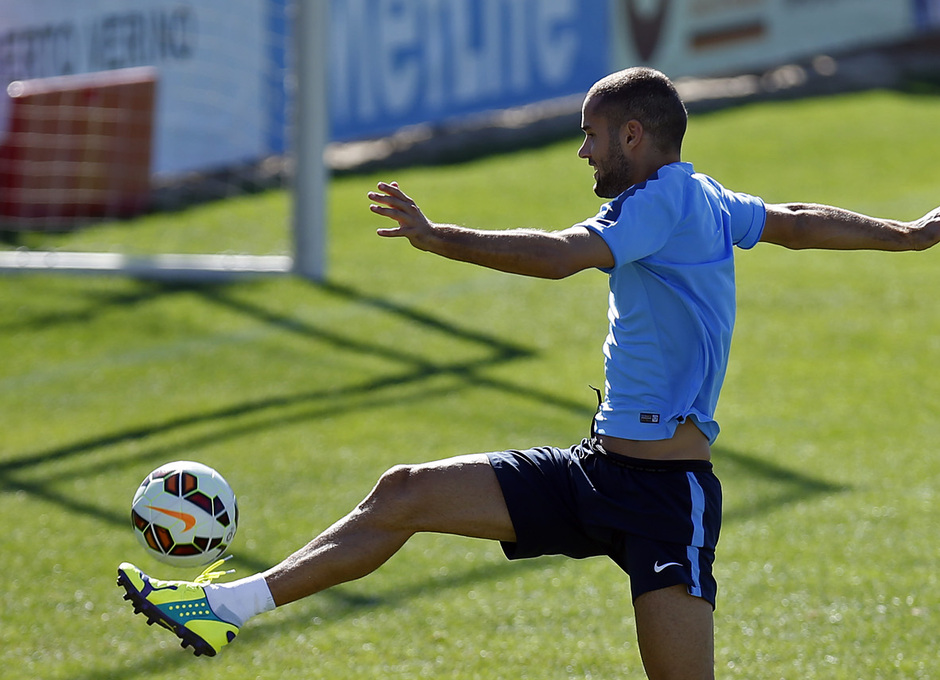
[
  {"x1": 1, "y1": 0, "x2": 274, "y2": 176},
  {"x1": 613, "y1": 0, "x2": 916, "y2": 78}
]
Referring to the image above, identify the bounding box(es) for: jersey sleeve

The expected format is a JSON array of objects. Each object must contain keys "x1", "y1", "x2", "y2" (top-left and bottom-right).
[
  {"x1": 578, "y1": 178, "x2": 681, "y2": 270},
  {"x1": 726, "y1": 190, "x2": 767, "y2": 250}
]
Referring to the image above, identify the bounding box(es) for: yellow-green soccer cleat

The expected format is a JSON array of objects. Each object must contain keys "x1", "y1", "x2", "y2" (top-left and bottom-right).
[{"x1": 117, "y1": 559, "x2": 239, "y2": 657}]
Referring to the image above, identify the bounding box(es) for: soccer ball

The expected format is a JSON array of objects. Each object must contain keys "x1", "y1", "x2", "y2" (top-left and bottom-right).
[{"x1": 130, "y1": 461, "x2": 238, "y2": 567}]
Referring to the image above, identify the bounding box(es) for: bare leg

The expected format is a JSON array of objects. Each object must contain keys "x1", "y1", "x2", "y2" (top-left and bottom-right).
[
  {"x1": 262, "y1": 453, "x2": 515, "y2": 606},
  {"x1": 634, "y1": 585, "x2": 715, "y2": 680}
]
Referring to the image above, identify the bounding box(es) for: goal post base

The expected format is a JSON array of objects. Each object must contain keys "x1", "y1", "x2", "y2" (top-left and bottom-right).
[{"x1": 0, "y1": 250, "x2": 294, "y2": 282}]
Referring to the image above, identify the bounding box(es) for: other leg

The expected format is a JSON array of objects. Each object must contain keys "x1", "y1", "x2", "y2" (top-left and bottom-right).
[
  {"x1": 263, "y1": 453, "x2": 515, "y2": 606},
  {"x1": 634, "y1": 585, "x2": 715, "y2": 680}
]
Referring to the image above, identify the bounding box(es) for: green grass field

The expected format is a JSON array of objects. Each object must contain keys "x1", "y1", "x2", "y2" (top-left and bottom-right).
[{"x1": 2, "y1": 88, "x2": 939, "y2": 679}]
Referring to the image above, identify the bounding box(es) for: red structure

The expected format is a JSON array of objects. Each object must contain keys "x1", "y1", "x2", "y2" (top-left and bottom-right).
[{"x1": 0, "y1": 67, "x2": 156, "y2": 229}]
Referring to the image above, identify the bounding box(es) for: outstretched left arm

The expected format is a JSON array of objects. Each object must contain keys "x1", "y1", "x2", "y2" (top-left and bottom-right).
[{"x1": 761, "y1": 203, "x2": 940, "y2": 251}]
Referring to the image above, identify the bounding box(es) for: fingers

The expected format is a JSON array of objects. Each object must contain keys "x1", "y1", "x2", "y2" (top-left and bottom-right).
[
  {"x1": 368, "y1": 181, "x2": 421, "y2": 221},
  {"x1": 368, "y1": 198, "x2": 410, "y2": 229},
  {"x1": 368, "y1": 181, "x2": 429, "y2": 239},
  {"x1": 368, "y1": 181, "x2": 404, "y2": 201},
  {"x1": 377, "y1": 181, "x2": 404, "y2": 197},
  {"x1": 368, "y1": 182, "x2": 412, "y2": 210}
]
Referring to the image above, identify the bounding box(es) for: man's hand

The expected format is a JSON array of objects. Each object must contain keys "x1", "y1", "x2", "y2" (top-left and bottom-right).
[
  {"x1": 369, "y1": 182, "x2": 435, "y2": 250},
  {"x1": 909, "y1": 206, "x2": 940, "y2": 251}
]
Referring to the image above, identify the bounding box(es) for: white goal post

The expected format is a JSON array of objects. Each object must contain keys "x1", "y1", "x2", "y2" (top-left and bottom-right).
[
  {"x1": 0, "y1": 0, "x2": 328, "y2": 282},
  {"x1": 290, "y1": 0, "x2": 329, "y2": 281}
]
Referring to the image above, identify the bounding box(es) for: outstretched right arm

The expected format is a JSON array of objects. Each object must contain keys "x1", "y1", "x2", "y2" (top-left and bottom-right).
[{"x1": 368, "y1": 182, "x2": 614, "y2": 279}]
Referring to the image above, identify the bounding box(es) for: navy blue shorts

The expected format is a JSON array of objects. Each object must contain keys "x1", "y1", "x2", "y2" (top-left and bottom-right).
[{"x1": 486, "y1": 438, "x2": 721, "y2": 607}]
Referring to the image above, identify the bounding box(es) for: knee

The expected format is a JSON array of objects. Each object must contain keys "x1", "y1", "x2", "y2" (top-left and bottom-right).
[
  {"x1": 361, "y1": 464, "x2": 425, "y2": 528},
  {"x1": 374, "y1": 464, "x2": 415, "y2": 498}
]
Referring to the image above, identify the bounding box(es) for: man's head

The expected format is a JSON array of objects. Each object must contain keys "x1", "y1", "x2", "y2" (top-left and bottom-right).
[{"x1": 579, "y1": 67, "x2": 687, "y2": 198}]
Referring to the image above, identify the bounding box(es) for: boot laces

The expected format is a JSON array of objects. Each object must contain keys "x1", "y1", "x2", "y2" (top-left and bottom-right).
[{"x1": 194, "y1": 555, "x2": 235, "y2": 586}]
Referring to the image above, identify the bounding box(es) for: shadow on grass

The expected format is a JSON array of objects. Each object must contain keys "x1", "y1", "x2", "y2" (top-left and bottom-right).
[
  {"x1": 0, "y1": 276, "x2": 590, "y2": 489},
  {"x1": 0, "y1": 280, "x2": 201, "y2": 332},
  {"x1": 0, "y1": 276, "x2": 593, "y2": 584},
  {"x1": 715, "y1": 447, "x2": 849, "y2": 523},
  {"x1": 0, "y1": 278, "x2": 589, "y2": 478},
  {"x1": 76, "y1": 554, "x2": 568, "y2": 680},
  {"x1": 3, "y1": 277, "x2": 851, "y2": 678}
]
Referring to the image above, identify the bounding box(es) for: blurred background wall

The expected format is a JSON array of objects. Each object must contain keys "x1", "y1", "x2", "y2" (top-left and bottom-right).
[{"x1": 2, "y1": 0, "x2": 937, "y2": 179}]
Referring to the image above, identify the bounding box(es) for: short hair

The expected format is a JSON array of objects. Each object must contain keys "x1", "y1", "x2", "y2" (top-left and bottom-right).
[{"x1": 587, "y1": 67, "x2": 688, "y2": 153}]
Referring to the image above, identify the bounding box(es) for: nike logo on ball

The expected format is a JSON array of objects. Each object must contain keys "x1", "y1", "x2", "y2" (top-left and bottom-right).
[
  {"x1": 653, "y1": 561, "x2": 683, "y2": 573},
  {"x1": 147, "y1": 506, "x2": 197, "y2": 531}
]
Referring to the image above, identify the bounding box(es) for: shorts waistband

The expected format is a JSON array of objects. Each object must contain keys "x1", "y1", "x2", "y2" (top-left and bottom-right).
[{"x1": 586, "y1": 437, "x2": 713, "y2": 473}]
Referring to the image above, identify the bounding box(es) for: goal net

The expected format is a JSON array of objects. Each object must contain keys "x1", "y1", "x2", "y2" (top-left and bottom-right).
[{"x1": 0, "y1": 0, "x2": 327, "y2": 281}]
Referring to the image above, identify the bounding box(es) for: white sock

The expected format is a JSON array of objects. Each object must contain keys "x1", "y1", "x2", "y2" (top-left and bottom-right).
[{"x1": 205, "y1": 574, "x2": 276, "y2": 627}]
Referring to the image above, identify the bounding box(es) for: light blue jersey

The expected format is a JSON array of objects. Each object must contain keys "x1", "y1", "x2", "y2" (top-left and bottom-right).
[{"x1": 580, "y1": 162, "x2": 766, "y2": 444}]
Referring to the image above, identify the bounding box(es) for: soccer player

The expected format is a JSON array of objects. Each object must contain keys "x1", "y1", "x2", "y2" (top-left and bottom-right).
[{"x1": 117, "y1": 67, "x2": 940, "y2": 679}]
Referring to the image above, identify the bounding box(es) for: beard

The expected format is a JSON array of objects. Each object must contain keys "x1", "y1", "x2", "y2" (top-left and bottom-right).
[{"x1": 592, "y1": 140, "x2": 634, "y2": 199}]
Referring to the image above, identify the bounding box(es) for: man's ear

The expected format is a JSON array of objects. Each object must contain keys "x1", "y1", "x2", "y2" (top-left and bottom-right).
[{"x1": 621, "y1": 119, "x2": 644, "y2": 150}]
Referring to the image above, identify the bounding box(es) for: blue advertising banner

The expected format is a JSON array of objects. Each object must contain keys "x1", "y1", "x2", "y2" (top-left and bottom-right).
[
  {"x1": 914, "y1": 0, "x2": 940, "y2": 29},
  {"x1": 328, "y1": 0, "x2": 609, "y2": 141}
]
